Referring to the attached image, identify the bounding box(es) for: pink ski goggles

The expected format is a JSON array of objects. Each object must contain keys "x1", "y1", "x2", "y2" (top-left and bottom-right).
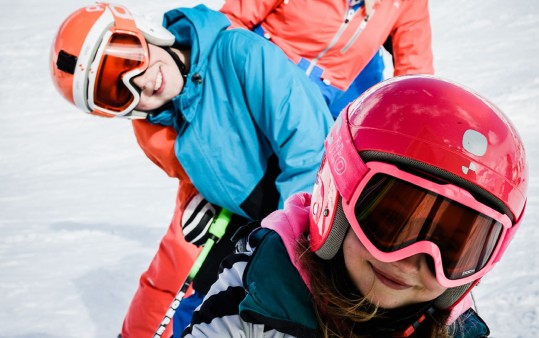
[{"x1": 341, "y1": 161, "x2": 512, "y2": 288}]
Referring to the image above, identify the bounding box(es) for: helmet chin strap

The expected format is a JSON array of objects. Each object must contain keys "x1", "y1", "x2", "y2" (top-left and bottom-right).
[
  {"x1": 131, "y1": 47, "x2": 188, "y2": 119},
  {"x1": 164, "y1": 47, "x2": 188, "y2": 82}
]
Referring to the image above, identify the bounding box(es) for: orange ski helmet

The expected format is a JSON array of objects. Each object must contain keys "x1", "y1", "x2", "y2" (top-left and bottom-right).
[{"x1": 50, "y1": 2, "x2": 174, "y2": 118}]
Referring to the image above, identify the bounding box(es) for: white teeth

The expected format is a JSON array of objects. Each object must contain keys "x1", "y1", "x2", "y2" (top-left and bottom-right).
[{"x1": 154, "y1": 72, "x2": 163, "y2": 92}]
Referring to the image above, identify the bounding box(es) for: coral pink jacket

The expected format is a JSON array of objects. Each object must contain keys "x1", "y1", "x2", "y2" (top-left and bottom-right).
[
  {"x1": 221, "y1": 0, "x2": 434, "y2": 90},
  {"x1": 121, "y1": 120, "x2": 200, "y2": 338}
]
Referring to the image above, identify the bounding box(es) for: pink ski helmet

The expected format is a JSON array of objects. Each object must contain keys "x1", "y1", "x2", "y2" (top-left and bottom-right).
[{"x1": 309, "y1": 75, "x2": 528, "y2": 309}]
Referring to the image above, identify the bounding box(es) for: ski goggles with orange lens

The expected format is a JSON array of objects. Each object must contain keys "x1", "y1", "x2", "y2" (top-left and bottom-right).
[
  {"x1": 85, "y1": 9, "x2": 149, "y2": 118},
  {"x1": 342, "y1": 161, "x2": 513, "y2": 288}
]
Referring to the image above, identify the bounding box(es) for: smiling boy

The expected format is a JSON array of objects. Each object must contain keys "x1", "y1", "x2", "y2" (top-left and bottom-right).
[{"x1": 50, "y1": 3, "x2": 333, "y2": 337}]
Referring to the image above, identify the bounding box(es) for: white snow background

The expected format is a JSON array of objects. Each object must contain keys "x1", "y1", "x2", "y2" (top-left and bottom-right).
[{"x1": 0, "y1": 0, "x2": 538, "y2": 337}]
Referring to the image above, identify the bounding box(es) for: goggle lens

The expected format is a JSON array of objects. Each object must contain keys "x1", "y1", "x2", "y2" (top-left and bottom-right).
[
  {"x1": 93, "y1": 33, "x2": 146, "y2": 112},
  {"x1": 355, "y1": 174, "x2": 503, "y2": 280}
]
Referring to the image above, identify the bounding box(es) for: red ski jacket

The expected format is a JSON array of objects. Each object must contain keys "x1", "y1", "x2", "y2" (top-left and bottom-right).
[{"x1": 221, "y1": 0, "x2": 434, "y2": 90}]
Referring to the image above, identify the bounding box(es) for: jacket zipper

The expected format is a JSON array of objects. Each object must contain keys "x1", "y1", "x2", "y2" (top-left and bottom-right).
[
  {"x1": 305, "y1": 4, "x2": 360, "y2": 76},
  {"x1": 340, "y1": 10, "x2": 374, "y2": 53}
]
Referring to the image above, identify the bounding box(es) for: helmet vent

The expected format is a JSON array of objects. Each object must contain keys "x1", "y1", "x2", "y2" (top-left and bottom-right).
[
  {"x1": 57, "y1": 50, "x2": 78, "y2": 75},
  {"x1": 315, "y1": 198, "x2": 349, "y2": 260},
  {"x1": 434, "y1": 282, "x2": 473, "y2": 309}
]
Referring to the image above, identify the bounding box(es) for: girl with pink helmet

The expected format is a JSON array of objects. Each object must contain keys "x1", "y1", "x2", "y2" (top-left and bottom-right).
[{"x1": 180, "y1": 75, "x2": 528, "y2": 337}]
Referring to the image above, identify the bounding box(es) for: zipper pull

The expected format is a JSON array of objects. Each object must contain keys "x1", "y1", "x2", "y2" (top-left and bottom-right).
[
  {"x1": 345, "y1": 8, "x2": 355, "y2": 23},
  {"x1": 364, "y1": 0, "x2": 377, "y2": 17}
]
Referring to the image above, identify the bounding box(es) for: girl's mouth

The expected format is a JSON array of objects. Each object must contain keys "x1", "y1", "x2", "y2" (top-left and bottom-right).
[{"x1": 372, "y1": 266, "x2": 413, "y2": 290}]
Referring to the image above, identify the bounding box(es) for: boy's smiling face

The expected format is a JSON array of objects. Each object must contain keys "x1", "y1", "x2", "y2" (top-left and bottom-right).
[{"x1": 132, "y1": 44, "x2": 185, "y2": 111}]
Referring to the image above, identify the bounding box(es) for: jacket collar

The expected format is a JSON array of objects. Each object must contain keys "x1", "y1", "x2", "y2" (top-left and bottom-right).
[
  {"x1": 162, "y1": 5, "x2": 230, "y2": 123},
  {"x1": 239, "y1": 229, "x2": 319, "y2": 337}
]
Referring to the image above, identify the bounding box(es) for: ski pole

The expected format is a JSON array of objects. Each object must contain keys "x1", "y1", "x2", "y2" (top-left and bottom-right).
[{"x1": 153, "y1": 207, "x2": 233, "y2": 338}]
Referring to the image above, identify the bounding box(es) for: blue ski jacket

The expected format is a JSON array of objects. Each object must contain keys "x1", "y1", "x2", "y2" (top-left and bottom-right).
[{"x1": 147, "y1": 5, "x2": 333, "y2": 220}]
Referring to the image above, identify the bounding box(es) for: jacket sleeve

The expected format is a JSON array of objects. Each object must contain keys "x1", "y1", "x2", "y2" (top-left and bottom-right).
[
  {"x1": 226, "y1": 31, "x2": 333, "y2": 207},
  {"x1": 220, "y1": 0, "x2": 284, "y2": 29},
  {"x1": 391, "y1": 0, "x2": 434, "y2": 75},
  {"x1": 131, "y1": 120, "x2": 190, "y2": 180},
  {"x1": 131, "y1": 119, "x2": 199, "y2": 228}
]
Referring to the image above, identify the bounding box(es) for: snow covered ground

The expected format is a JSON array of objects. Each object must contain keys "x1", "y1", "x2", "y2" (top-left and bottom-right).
[{"x1": 0, "y1": 0, "x2": 537, "y2": 337}]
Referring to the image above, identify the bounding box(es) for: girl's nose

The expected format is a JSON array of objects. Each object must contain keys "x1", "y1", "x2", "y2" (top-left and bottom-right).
[{"x1": 391, "y1": 253, "x2": 423, "y2": 273}]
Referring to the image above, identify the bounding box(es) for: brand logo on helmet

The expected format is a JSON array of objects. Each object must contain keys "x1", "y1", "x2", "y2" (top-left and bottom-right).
[
  {"x1": 461, "y1": 129, "x2": 487, "y2": 175},
  {"x1": 85, "y1": 4, "x2": 105, "y2": 12},
  {"x1": 462, "y1": 162, "x2": 477, "y2": 175},
  {"x1": 326, "y1": 115, "x2": 342, "y2": 145},
  {"x1": 85, "y1": 3, "x2": 132, "y2": 20},
  {"x1": 461, "y1": 268, "x2": 476, "y2": 276},
  {"x1": 329, "y1": 136, "x2": 346, "y2": 175},
  {"x1": 108, "y1": 4, "x2": 132, "y2": 20}
]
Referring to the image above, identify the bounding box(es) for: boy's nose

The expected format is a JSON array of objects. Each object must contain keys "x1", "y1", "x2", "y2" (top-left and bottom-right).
[{"x1": 131, "y1": 74, "x2": 144, "y2": 92}]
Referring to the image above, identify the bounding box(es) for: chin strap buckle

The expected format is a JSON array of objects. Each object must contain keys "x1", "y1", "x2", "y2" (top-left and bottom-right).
[{"x1": 392, "y1": 306, "x2": 435, "y2": 338}]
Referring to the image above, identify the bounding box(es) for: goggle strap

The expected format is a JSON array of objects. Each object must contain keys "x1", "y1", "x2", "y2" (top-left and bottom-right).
[
  {"x1": 494, "y1": 206, "x2": 523, "y2": 264},
  {"x1": 325, "y1": 110, "x2": 369, "y2": 201},
  {"x1": 57, "y1": 50, "x2": 77, "y2": 74},
  {"x1": 164, "y1": 47, "x2": 188, "y2": 82}
]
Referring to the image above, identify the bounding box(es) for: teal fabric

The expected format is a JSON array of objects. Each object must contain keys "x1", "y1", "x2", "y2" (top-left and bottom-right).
[
  {"x1": 240, "y1": 231, "x2": 318, "y2": 334},
  {"x1": 239, "y1": 231, "x2": 490, "y2": 338},
  {"x1": 451, "y1": 308, "x2": 490, "y2": 338}
]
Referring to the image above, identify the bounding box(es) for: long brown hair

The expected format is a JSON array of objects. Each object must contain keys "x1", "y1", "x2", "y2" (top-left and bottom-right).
[{"x1": 296, "y1": 233, "x2": 452, "y2": 338}]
